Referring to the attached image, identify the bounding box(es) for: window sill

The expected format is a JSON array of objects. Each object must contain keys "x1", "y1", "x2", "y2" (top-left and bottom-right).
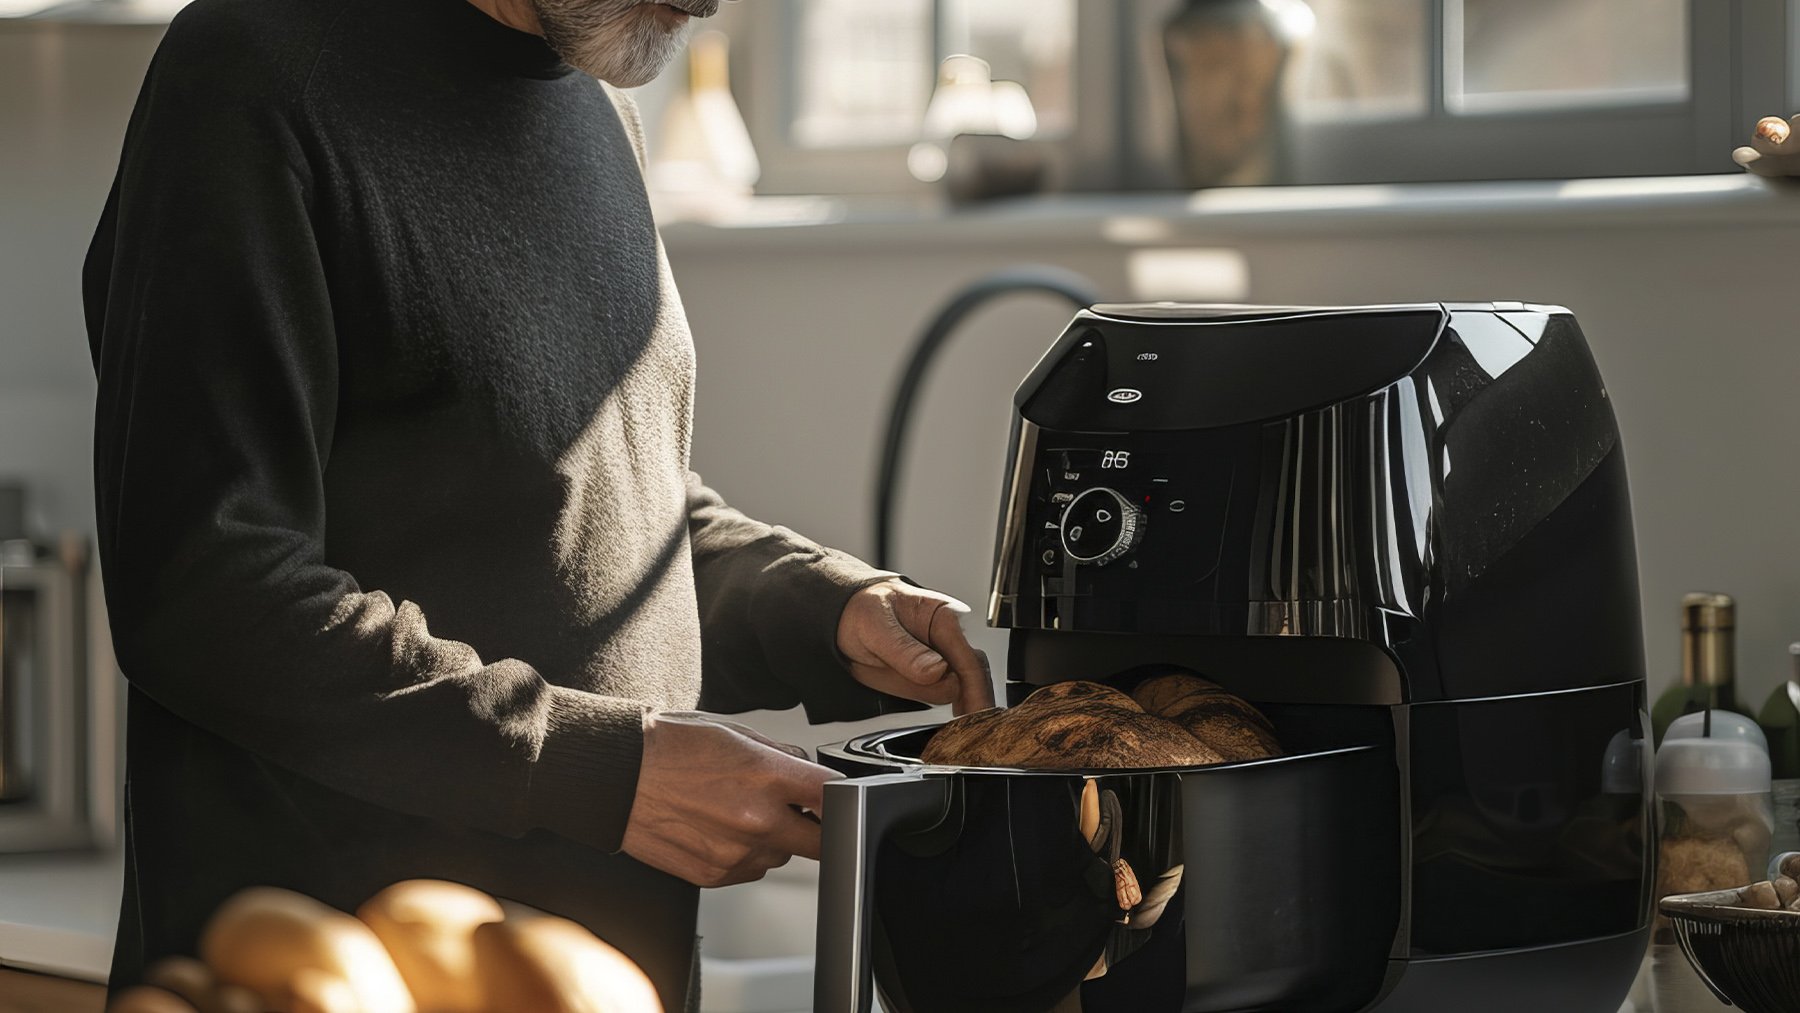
[{"x1": 658, "y1": 174, "x2": 1800, "y2": 254}]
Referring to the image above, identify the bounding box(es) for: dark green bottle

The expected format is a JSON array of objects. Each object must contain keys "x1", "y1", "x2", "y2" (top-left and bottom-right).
[
  {"x1": 1758, "y1": 643, "x2": 1800, "y2": 779},
  {"x1": 1650, "y1": 592, "x2": 1737, "y2": 746}
]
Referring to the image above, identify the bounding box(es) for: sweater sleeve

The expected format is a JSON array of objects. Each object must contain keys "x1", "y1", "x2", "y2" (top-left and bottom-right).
[
  {"x1": 686, "y1": 475, "x2": 929, "y2": 723},
  {"x1": 84, "y1": 14, "x2": 641, "y2": 855}
]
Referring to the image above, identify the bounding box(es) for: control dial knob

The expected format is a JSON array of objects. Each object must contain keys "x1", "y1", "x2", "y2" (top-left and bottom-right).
[{"x1": 1060, "y1": 487, "x2": 1145, "y2": 566}]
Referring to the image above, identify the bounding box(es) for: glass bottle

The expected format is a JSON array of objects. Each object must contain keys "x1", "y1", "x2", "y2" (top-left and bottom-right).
[
  {"x1": 1758, "y1": 643, "x2": 1800, "y2": 779},
  {"x1": 1650, "y1": 592, "x2": 1737, "y2": 746}
]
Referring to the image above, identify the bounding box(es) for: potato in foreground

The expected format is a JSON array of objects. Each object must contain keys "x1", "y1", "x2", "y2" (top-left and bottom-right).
[
  {"x1": 474, "y1": 903, "x2": 663, "y2": 1013},
  {"x1": 200, "y1": 887, "x2": 414, "y2": 1012},
  {"x1": 358, "y1": 880, "x2": 504, "y2": 1013}
]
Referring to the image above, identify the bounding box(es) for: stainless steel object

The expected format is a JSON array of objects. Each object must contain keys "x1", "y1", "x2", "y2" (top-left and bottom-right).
[
  {"x1": 0, "y1": 550, "x2": 118, "y2": 851},
  {"x1": 815, "y1": 772, "x2": 953, "y2": 1013}
]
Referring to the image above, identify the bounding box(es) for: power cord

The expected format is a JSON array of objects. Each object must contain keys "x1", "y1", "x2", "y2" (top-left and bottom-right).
[{"x1": 873, "y1": 266, "x2": 1099, "y2": 571}]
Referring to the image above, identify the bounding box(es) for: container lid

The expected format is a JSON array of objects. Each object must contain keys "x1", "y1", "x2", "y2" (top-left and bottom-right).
[
  {"x1": 1655, "y1": 736, "x2": 1771, "y2": 796},
  {"x1": 1665, "y1": 710, "x2": 1769, "y2": 755}
]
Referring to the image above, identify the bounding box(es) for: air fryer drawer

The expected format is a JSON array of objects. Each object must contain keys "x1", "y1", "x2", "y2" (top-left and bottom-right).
[{"x1": 816, "y1": 727, "x2": 1403, "y2": 1013}]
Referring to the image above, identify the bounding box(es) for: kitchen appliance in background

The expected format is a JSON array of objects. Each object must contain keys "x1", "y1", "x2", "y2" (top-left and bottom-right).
[
  {"x1": 0, "y1": 480, "x2": 117, "y2": 852},
  {"x1": 816, "y1": 303, "x2": 1651, "y2": 1012}
]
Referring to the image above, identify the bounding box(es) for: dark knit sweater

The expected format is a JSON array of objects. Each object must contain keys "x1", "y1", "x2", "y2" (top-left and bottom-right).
[{"x1": 82, "y1": 0, "x2": 910, "y2": 1004}]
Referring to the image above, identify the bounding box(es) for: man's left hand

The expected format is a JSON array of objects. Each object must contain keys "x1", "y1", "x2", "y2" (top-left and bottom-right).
[{"x1": 837, "y1": 580, "x2": 995, "y2": 716}]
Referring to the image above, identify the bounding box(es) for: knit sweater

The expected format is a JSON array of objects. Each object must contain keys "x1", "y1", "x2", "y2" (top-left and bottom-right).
[{"x1": 82, "y1": 0, "x2": 910, "y2": 1005}]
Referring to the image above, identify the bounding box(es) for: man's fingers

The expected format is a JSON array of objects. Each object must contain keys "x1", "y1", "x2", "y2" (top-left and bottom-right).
[
  {"x1": 955, "y1": 651, "x2": 996, "y2": 715},
  {"x1": 765, "y1": 809, "x2": 825, "y2": 861},
  {"x1": 661, "y1": 711, "x2": 812, "y2": 761},
  {"x1": 851, "y1": 663, "x2": 958, "y2": 705},
  {"x1": 879, "y1": 598, "x2": 951, "y2": 685},
  {"x1": 926, "y1": 606, "x2": 994, "y2": 715},
  {"x1": 763, "y1": 749, "x2": 840, "y2": 812},
  {"x1": 1752, "y1": 115, "x2": 1794, "y2": 155}
]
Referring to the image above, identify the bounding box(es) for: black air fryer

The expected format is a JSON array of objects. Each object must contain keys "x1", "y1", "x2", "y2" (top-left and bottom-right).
[{"x1": 816, "y1": 303, "x2": 1651, "y2": 1013}]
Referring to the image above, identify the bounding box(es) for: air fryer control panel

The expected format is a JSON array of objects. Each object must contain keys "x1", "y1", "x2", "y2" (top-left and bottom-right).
[{"x1": 1017, "y1": 429, "x2": 1261, "y2": 622}]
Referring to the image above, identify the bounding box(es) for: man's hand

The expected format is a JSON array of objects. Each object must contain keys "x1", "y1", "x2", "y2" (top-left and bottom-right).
[
  {"x1": 621, "y1": 713, "x2": 837, "y2": 888},
  {"x1": 837, "y1": 580, "x2": 996, "y2": 716}
]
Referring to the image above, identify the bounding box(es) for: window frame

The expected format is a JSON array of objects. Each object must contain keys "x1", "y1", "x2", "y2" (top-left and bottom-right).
[
  {"x1": 737, "y1": 0, "x2": 1793, "y2": 196},
  {"x1": 1272, "y1": 0, "x2": 1753, "y2": 184}
]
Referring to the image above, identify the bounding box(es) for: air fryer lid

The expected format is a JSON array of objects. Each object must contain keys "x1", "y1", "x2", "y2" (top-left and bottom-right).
[{"x1": 1017, "y1": 305, "x2": 1444, "y2": 432}]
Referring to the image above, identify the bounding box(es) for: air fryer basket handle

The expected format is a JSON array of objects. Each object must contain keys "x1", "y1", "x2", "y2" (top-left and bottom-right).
[{"x1": 815, "y1": 772, "x2": 951, "y2": 1013}]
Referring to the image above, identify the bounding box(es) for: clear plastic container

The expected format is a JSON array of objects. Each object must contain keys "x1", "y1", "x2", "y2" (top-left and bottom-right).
[{"x1": 1652, "y1": 735, "x2": 1774, "y2": 1012}]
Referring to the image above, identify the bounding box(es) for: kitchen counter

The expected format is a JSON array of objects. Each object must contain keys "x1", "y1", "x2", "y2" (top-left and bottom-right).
[
  {"x1": 0, "y1": 843, "x2": 1651, "y2": 1012},
  {"x1": 658, "y1": 173, "x2": 1800, "y2": 254},
  {"x1": 0, "y1": 850, "x2": 120, "y2": 983}
]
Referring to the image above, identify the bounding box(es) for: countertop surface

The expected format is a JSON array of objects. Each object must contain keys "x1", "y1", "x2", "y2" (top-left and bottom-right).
[
  {"x1": 0, "y1": 849, "x2": 120, "y2": 982},
  {"x1": 0, "y1": 830, "x2": 1651, "y2": 1013},
  {"x1": 658, "y1": 173, "x2": 1800, "y2": 253}
]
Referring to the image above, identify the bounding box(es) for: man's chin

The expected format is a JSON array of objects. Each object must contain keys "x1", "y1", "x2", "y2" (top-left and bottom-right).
[
  {"x1": 596, "y1": 65, "x2": 664, "y2": 88},
  {"x1": 593, "y1": 49, "x2": 682, "y2": 87},
  {"x1": 562, "y1": 32, "x2": 687, "y2": 86}
]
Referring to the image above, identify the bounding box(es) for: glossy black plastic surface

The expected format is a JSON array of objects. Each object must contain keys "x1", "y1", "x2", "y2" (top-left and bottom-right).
[
  {"x1": 1376, "y1": 928, "x2": 1651, "y2": 1013},
  {"x1": 1016, "y1": 306, "x2": 1445, "y2": 432},
  {"x1": 818, "y1": 706, "x2": 1403, "y2": 1013},
  {"x1": 1407, "y1": 681, "x2": 1652, "y2": 955},
  {"x1": 898, "y1": 301, "x2": 1656, "y2": 1009},
  {"x1": 991, "y1": 303, "x2": 1645, "y2": 703}
]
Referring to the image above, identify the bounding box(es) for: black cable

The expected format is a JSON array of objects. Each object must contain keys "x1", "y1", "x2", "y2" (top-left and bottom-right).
[{"x1": 874, "y1": 266, "x2": 1099, "y2": 571}]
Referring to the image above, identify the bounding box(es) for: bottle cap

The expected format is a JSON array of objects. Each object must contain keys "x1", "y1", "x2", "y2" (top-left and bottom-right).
[
  {"x1": 1655, "y1": 736, "x2": 1771, "y2": 797},
  {"x1": 1665, "y1": 709, "x2": 1769, "y2": 755},
  {"x1": 1682, "y1": 592, "x2": 1735, "y2": 631}
]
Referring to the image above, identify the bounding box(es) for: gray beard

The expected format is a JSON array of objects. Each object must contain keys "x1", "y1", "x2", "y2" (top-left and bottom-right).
[{"x1": 532, "y1": 0, "x2": 692, "y2": 87}]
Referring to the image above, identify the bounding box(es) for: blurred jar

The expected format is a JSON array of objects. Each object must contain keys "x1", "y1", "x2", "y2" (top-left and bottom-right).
[{"x1": 1651, "y1": 735, "x2": 1773, "y2": 1011}]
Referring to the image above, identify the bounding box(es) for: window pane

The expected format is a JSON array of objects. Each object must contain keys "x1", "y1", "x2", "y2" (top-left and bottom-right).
[
  {"x1": 1287, "y1": 0, "x2": 1429, "y2": 121},
  {"x1": 790, "y1": 0, "x2": 933, "y2": 149},
  {"x1": 1450, "y1": 0, "x2": 1688, "y2": 113},
  {"x1": 939, "y1": 0, "x2": 1078, "y2": 136}
]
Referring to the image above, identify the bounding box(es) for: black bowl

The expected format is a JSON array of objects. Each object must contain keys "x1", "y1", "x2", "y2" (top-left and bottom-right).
[{"x1": 1660, "y1": 890, "x2": 1800, "y2": 1013}]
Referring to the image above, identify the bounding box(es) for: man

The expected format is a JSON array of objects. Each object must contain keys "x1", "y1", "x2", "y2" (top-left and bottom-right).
[{"x1": 82, "y1": 0, "x2": 993, "y2": 1007}]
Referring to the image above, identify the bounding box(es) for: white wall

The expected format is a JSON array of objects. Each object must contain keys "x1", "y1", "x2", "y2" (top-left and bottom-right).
[{"x1": 0, "y1": 23, "x2": 163, "y2": 540}]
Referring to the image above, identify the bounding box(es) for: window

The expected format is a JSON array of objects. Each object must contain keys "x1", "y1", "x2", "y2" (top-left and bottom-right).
[
  {"x1": 1131, "y1": 0, "x2": 1787, "y2": 186},
  {"x1": 1446, "y1": 0, "x2": 1688, "y2": 113},
  {"x1": 784, "y1": 0, "x2": 1077, "y2": 151},
  {"x1": 788, "y1": 0, "x2": 934, "y2": 149},
  {"x1": 1272, "y1": 0, "x2": 1722, "y2": 182},
  {"x1": 1289, "y1": 0, "x2": 1429, "y2": 121},
  {"x1": 720, "y1": 0, "x2": 1793, "y2": 195},
  {"x1": 733, "y1": 0, "x2": 1089, "y2": 194}
]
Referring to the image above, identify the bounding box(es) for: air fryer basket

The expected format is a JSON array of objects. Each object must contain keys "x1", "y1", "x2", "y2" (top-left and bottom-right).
[{"x1": 816, "y1": 705, "x2": 1404, "y2": 1013}]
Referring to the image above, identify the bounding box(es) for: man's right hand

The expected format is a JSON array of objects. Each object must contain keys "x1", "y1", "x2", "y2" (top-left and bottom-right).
[{"x1": 620, "y1": 712, "x2": 839, "y2": 888}]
